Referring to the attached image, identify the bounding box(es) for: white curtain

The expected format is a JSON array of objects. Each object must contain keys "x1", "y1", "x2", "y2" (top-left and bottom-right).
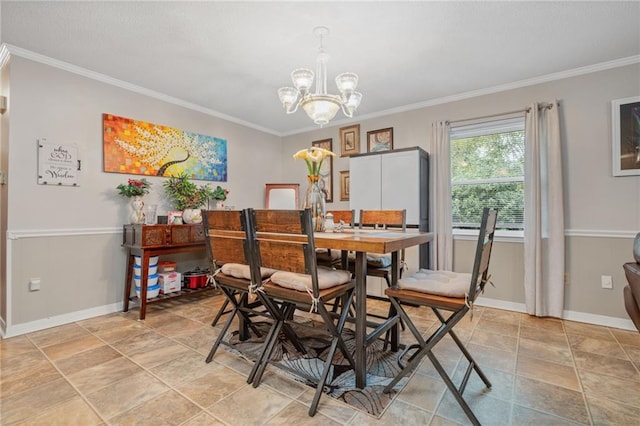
[
  {"x1": 432, "y1": 121, "x2": 453, "y2": 270},
  {"x1": 524, "y1": 101, "x2": 565, "y2": 318}
]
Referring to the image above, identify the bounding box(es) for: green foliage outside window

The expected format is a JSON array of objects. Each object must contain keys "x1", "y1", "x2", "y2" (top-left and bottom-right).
[{"x1": 451, "y1": 129, "x2": 525, "y2": 229}]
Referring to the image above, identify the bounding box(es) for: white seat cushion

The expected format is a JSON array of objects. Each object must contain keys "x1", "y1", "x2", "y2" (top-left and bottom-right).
[
  {"x1": 398, "y1": 269, "x2": 471, "y2": 298},
  {"x1": 221, "y1": 263, "x2": 276, "y2": 280},
  {"x1": 316, "y1": 248, "x2": 341, "y2": 261},
  {"x1": 270, "y1": 266, "x2": 352, "y2": 292},
  {"x1": 347, "y1": 252, "x2": 392, "y2": 268}
]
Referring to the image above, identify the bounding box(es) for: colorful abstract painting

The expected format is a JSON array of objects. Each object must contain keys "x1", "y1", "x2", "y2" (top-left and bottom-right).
[{"x1": 103, "y1": 113, "x2": 227, "y2": 181}]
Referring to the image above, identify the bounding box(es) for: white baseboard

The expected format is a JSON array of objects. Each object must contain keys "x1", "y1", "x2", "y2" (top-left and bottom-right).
[
  {"x1": 3, "y1": 302, "x2": 124, "y2": 338},
  {"x1": 476, "y1": 296, "x2": 636, "y2": 331}
]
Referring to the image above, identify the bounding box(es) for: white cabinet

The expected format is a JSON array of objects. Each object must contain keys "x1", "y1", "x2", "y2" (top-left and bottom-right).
[{"x1": 350, "y1": 146, "x2": 430, "y2": 267}]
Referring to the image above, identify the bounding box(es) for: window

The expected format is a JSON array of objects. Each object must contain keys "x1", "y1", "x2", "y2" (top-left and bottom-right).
[{"x1": 450, "y1": 117, "x2": 525, "y2": 231}]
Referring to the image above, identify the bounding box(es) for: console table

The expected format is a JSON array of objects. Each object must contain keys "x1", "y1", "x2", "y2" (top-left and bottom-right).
[{"x1": 122, "y1": 223, "x2": 208, "y2": 320}]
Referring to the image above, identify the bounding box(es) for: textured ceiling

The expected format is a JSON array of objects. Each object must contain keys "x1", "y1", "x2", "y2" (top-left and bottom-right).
[{"x1": 2, "y1": 1, "x2": 640, "y2": 135}]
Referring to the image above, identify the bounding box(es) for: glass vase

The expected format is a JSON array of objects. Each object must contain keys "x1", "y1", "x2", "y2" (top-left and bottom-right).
[
  {"x1": 130, "y1": 196, "x2": 145, "y2": 224},
  {"x1": 303, "y1": 175, "x2": 326, "y2": 232}
]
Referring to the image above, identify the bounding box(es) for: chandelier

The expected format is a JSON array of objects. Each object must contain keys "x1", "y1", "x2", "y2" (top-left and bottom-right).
[{"x1": 277, "y1": 26, "x2": 362, "y2": 126}]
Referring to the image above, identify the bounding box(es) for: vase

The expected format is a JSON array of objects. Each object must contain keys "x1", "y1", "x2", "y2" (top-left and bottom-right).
[
  {"x1": 130, "y1": 196, "x2": 145, "y2": 224},
  {"x1": 303, "y1": 175, "x2": 326, "y2": 232},
  {"x1": 183, "y1": 208, "x2": 203, "y2": 224}
]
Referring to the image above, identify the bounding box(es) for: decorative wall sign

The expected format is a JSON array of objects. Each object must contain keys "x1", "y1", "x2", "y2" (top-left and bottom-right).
[
  {"x1": 612, "y1": 96, "x2": 640, "y2": 176},
  {"x1": 103, "y1": 113, "x2": 227, "y2": 181},
  {"x1": 37, "y1": 139, "x2": 80, "y2": 186},
  {"x1": 311, "y1": 138, "x2": 333, "y2": 202}
]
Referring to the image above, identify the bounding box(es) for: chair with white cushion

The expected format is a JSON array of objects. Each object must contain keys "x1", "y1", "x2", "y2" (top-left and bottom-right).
[
  {"x1": 203, "y1": 210, "x2": 275, "y2": 367},
  {"x1": 383, "y1": 207, "x2": 498, "y2": 426},
  {"x1": 247, "y1": 208, "x2": 356, "y2": 416}
]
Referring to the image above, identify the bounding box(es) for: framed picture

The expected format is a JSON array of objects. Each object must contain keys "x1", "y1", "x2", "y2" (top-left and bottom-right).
[
  {"x1": 367, "y1": 127, "x2": 394, "y2": 152},
  {"x1": 340, "y1": 170, "x2": 350, "y2": 201},
  {"x1": 612, "y1": 96, "x2": 640, "y2": 176},
  {"x1": 312, "y1": 138, "x2": 333, "y2": 202},
  {"x1": 339, "y1": 124, "x2": 360, "y2": 157}
]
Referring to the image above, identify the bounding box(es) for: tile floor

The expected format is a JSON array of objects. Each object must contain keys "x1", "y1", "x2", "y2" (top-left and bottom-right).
[{"x1": 1, "y1": 291, "x2": 640, "y2": 425}]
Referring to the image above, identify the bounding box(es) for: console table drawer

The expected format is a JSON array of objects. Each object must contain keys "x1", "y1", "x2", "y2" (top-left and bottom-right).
[{"x1": 123, "y1": 224, "x2": 204, "y2": 248}]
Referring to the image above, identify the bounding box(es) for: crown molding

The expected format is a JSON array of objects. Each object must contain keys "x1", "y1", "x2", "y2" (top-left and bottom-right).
[
  {"x1": 4, "y1": 43, "x2": 639, "y2": 138},
  {"x1": 2, "y1": 43, "x2": 282, "y2": 136}
]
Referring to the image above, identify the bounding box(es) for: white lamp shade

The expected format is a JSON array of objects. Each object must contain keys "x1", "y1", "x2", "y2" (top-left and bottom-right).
[
  {"x1": 291, "y1": 68, "x2": 314, "y2": 93},
  {"x1": 301, "y1": 97, "x2": 341, "y2": 125},
  {"x1": 336, "y1": 72, "x2": 358, "y2": 93}
]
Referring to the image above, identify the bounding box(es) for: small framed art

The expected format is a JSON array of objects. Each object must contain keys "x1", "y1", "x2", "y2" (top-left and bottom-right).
[
  {"x1": 367, "y1": 127, "x2": 394, "y2": 152},
  {"x1": 339, "y1": 124, "x2": 360, "y2": 157},
  {"x1": 312, "y1": 138, "x2": 333, "y2": 202},
  {"x1": 339, "y1": 170, "x2": 350, "y2": 201},
  {"x1": 612, "y1": 96, "x2": 640, "y2": 176}
]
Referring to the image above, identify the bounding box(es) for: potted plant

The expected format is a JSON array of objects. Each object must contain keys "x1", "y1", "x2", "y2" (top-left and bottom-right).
[
  {"x1": 211, "y1": 185, "x2": 229, "y2": 208},
  {"x1": 116, "y1": 178, "x2": 152, "y2": 224},
  {"x1": 163, "y1": 173, "x2": 215, "y2": 223}
]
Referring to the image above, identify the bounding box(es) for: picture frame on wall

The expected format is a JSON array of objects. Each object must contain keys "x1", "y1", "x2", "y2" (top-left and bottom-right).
[
  {"x1": 339, "y1": 124, "x2": 360, "y2": 157},
  {"x1": 312, "y1": 138, "x2": 333, "y2": 202},
  {"x1": 367, "y1": 127, "x2": 394, "y2": 152},
  {"x1": 612, "y1": 96, "x2": 640, "y2": 176},
  {"x1": 340, "y1": 170, "x2": 350, "y2": 201}
]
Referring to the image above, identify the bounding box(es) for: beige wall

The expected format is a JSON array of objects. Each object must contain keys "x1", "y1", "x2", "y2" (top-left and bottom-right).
[{"x1": 2, "y1": 53, "x2": 639, "y2": 336}]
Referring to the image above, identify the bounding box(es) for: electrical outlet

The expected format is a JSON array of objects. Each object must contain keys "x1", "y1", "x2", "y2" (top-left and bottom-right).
[
  {"x1": 29, "y1": 278, "x2": 41, "y2": 291},
  {"x1": 564, "y1": 273, "x2": 570, "y2": 285},
  {"x1": 601, "y1": 275, "x2": 613, "y2": 289}
]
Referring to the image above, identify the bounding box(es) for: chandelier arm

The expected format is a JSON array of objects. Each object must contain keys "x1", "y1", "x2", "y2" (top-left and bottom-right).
[
  {"x1": 285, "y1": 100, "x2": 301, "y2": 115},
  {"x1": 340, "y1": 103, "x2": 354, "y2": 118}
]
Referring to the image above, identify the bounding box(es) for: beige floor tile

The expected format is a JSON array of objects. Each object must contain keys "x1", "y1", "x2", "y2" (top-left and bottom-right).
[
  {"x1": 428, "y1": 414, "x2": 463, "y2": 425},
  {"x1": 40, "y1": 334, "x2": 107, "y2": 361},
  {"x1": 518, "y1": 336, "x2": 573, "y2": 365},
  {"x1": 586, "y1": 394, "x2": 640, "y2": 425},
  {"x1": 580, "y1": 369, "x2": 640, "y2": 407},
  {"x1": 435, "y1": 390, "x2": 511, "y2": 425},
  {"x1": 67, "y1": 356, "x2": 143, "y2": 394},
  {"x1": 519, "y1": 324, "x2": 568, "y2": 346},
  {"x1": 0, "y1": 377, "x2": 78, "y2": 424},
  {"x1": 53, "y1": 344, "x2": 122, "y2": 375},
  {"x1": 150, "y1": 350, "x2": 222, "y2": 386},
  {"x1": 181, "y1": 412, "x2": 226, "y2": 426},
  {"x1": 1, "y1": 348, "x2": 50, "y2": 376},
  {"x1": 175, "y1": 366, "x2": 248, "y2": 408},
  {"x1": 477, "y1": 317, "x2": 519, "y2": 337},
  {"x1": 516, "y1": 354, "x2": 580, "y2": 391},
  {"x1": 397, "y1": 372, "x2": 446, "y2": 412},
  {"x1": 510, "y1": 403, "x2": 584, "y2": 425},
  {"x1": 514, "y1": 376, "x2": 589, "y2": 424},
  {"x1": 480, "y1": 307, "x2": 522, "y2": 324},
  {"x1": 0, "y1": 335, "x2": 39, "y2": 359},
  {"x1": 127, "y1": 340, "x2": 195, "y2": 369},
  {"x1": 451, "y1": 363, "x2": 514, "y2": 403},
  {"x1": 1, "y1": 358, "x2": 62, "y2": 398},
  {"x1": 265, "y1": 400, "x2": 342, "y2": 425},
  {"x1": 470, "y1": 328, "x2": 518, "y2": 353},
  {"x1": 171, "y1": 325, "x2": 220, "y2": 356},
  {"x1": 567, "y1": 333, "x2": 629, "y2": 360},
  {"x1": 465, "y1": 343, "x2": 517, "y2": 373},
  {"x1": 573, "y1": 349, "x2": 640, "y2": 381},
  {"x1": 296, "y1": 388, "x2": 358, "y2": 424},
  {"x1": 85, "y1": 370, "x2": 170, "y2": 420},
  {"x1": 261, "y1": 369, "x2": 310, "y2": 399},
  {"x1": 360, "y1": 399, "x2": 432, "y2": 425},
  {"x1": 207, "y1": 384, "x2": 293, "y2": 424},
  {"x1": 27, "y1": 323, "x2": 92, "y2": 348},
  {"x1": 90, "y1": 320, "x2": 150, "y2": 344},
  {"x1": 14, "y1": 396, "x2": 104, "y2": 426},
  {"x1": 610, "y1": 327, "x2": 640, "y2": 347},
  {"x1": 519, "y1": 314, "x2": 563, "y2": 332},
  {"x1": 563, "y1": 321, "x2": 615, "y2": 341},
  {"x1": 108, "y1": 390, "x2": 202, "y2": 425}
]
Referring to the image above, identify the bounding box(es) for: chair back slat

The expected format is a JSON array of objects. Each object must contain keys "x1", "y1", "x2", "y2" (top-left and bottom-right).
[
  {"x1": 359, "y1": 209, "x2": 406, "y2": 230},
  {"x1": 249, "y1": 208, "x2": 319, "y2": 293},
  {"x1": 327, "y1": 209, "x2": 355, "y2": 227},
  {"x1": 203, "y1": 210, "x2": 249, "y2": 267},
  {"x1": 469, "y1": 208, "x2": 498, "y2": 301}
]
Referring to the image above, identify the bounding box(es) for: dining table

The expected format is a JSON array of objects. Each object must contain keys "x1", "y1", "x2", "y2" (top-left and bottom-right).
[{"x1": 311, "y1": 228, "x2": 435, "y2": 389}]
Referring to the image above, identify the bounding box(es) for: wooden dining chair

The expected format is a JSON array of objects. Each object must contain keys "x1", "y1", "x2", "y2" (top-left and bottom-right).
[
  {"x1": 315, "y1": 209, "x2": 355, "y2": 268},
  {"x1": 246, "y1": 208, "x2": 356, "y2": 416},
  {"x1": 383, "y1": 208, "x2": 498, "y2": 426},
  {"x1": 202, "y1": 209, "x2": 275, "y2": 365}
]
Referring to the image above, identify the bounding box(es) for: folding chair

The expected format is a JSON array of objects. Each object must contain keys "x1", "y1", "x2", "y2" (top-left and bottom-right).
[
  {"x1": 247, "y1": 208, "x2": 356, "y2": 416},
  {"x1": 383, "y1": 208, "x2": 498, "y2": 426},
  {"x1": 315, "y1": 209, "x2": 354, "y2": 268},
  {"x1": 202, "y1": 209, "x2": 274, "y2": 365},
  {"x1": 348, "y1": 209, "x2": 407, "y2": 330}
]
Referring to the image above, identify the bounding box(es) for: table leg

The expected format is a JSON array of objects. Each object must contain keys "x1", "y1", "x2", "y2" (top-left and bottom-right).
[
  {"x1": 390, "y1": 251, "x2": 399, "y2": 352},
  {"x1": 123, "y1": 252, "x2": 134, "y2": 312},
  {"x1": 355, "y1": 251, "x2": 367, "y2": 389}
]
